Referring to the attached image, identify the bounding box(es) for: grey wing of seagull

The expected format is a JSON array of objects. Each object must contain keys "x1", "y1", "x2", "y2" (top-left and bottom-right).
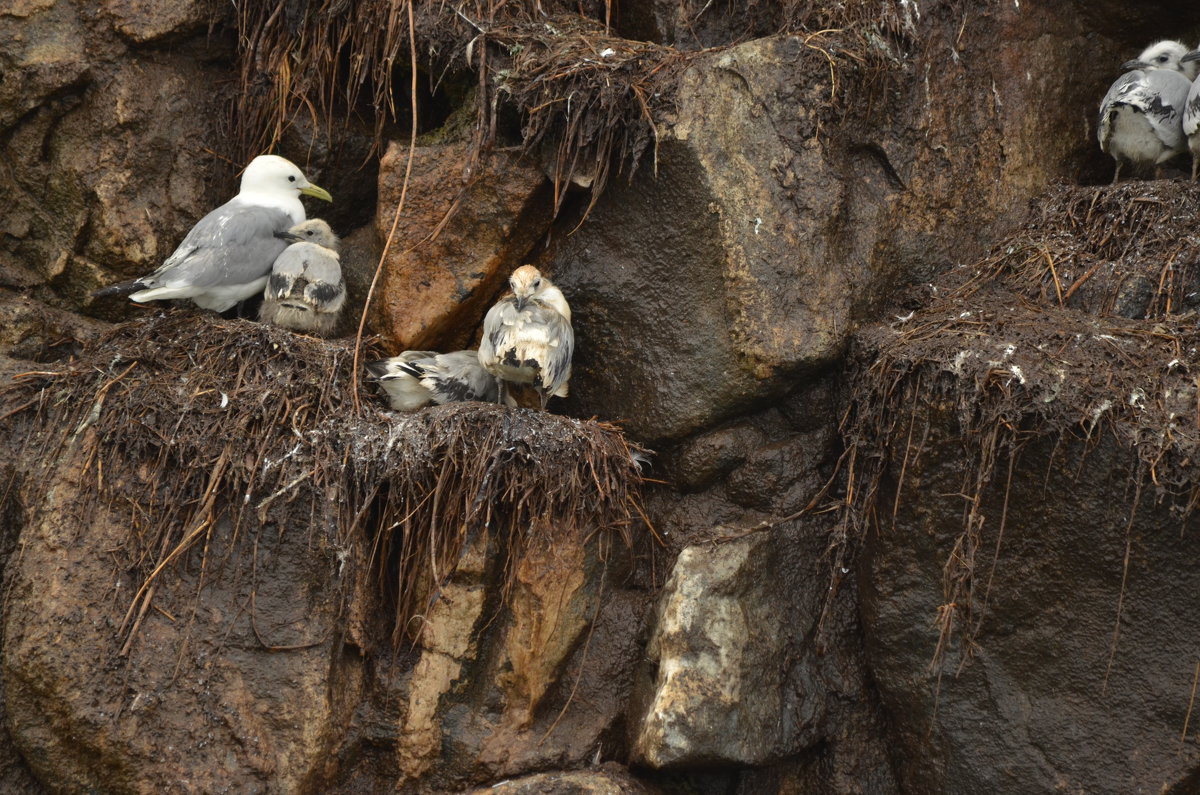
[
  {"x1": 141, "y1": 204, "x2": 294, "y2": 293},
  {"x1": 366, "y1": 351, "x2": 440, "y2": 411},
  {"x1": 302, "y1": 248, "x2": 346, "y2": 314},
  {"x1": 421, "y1": 351, "x2": 499, "y2": 404},
  {"x1": 1142, "y1": 69, "x2": 1191, "y2": 150},
  {"x1": 538, "y1": 307, "x2": 574, "y2": 398},
  {"x1": 1098, "y1": 72, "x2": 1140, "y2": 147},
  {"x1": 1101, "y1": 70, "x2": 1190, "y2": 151},
  {"x1": 481, "y1": 300, "x2": 573, "y2": 396},
  {"x1": 1185, "y1": 76, "x2": 1200, "y2": 136}
]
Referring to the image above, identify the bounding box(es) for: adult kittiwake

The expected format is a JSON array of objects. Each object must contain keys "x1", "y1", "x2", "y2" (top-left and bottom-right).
[
  {"x1": 92, "y1": 154, "x2": 333, "y2": 312},
  {"x1": 479, "y1": 265, "x2": 573, "y2": 410},
  {"x1": 259, "y1": 219, "x2": 345, "y2": 336}
]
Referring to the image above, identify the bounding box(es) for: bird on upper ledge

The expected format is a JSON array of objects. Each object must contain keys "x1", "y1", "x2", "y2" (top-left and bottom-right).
[{"x1": 1098, "y1": 40, "x2": 1196, "y2": 182}]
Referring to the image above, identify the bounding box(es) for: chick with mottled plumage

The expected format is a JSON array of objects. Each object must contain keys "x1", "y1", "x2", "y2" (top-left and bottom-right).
[
  {"x1": 258, "y1": 219, "x2": 345, "y2": 336},
  {"x1": 1098, "y1": 40, "x2": 1197, "y2": 182},
  {"x1": 478, "y1": 265, "x2": 573, "y2": 410},
  {"x1": 367, "y1": 350, "x2": 499, "y2": 411}
]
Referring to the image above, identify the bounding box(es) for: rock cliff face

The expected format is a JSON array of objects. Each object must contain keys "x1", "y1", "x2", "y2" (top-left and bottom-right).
[{"x1": 4, "y1": 0, "x2": 1200, "y2": 792}]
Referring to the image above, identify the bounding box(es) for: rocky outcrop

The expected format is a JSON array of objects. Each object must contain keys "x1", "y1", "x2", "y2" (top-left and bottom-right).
[
  {"x1": 3, "y1": 444, "x2": 360, "y2": 793},
  {"x1": 465, "y1": 763, "x2": 658, "y2": 794},
  {"x1": 861, "y1": 420, "x2": 1200, "y2": 793},
  {"x1": 370, "y1": 140, "x2": 552, "y2": 352},
  {"x1": 552, "y1": 0, "x2": 1121, "y2": 443},
  {"x1": 634, "y1": 532, "x2": 818, "y2": 767},
  {"x1": 0, "y1": 0, "x2": 232, "y2": 318}
]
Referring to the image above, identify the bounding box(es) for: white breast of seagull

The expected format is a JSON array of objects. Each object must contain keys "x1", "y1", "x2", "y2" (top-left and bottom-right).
[{"x1": 231, "y1": 189, "x2": 306, "y2": 226}]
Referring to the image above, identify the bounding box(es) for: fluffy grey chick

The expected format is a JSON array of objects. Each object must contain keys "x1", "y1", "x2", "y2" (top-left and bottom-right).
[
  {"x1": 259, "y1": 219, "x2": 345, "y2": 336},
  {"x1": 367, "y1": 350, "x2": 498, "y2": 411},
  {"x1": 478, "y1": 265, "x2": 573, "y2": 410},
  {"x1": 1098, "y1": 40, "x2": 1196, "y2": 182}
]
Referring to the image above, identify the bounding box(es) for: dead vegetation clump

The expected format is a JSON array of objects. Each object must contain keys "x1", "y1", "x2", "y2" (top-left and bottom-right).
[
  {"x1": 0, "y1": 310, "x2": 646, "y2": 652},
  {"x1": 969, "y1": 181, "x2": 1200, "y2": 319},
  {"x1": 833, "y1": 181, "x2": 1200, "y2": 675},
  {"x1": 229, "y1": 0, "x2": 919, "y2": 204}
]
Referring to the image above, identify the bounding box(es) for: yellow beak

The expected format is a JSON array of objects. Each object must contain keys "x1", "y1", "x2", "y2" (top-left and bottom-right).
[{"x1": 300, "y1": 183, "x2": 333, "y2": 202}]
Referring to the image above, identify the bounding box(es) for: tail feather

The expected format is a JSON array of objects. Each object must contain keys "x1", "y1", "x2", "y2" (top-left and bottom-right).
[
  {"x1": 395, "y1": 361, "x2": 426, "y2": 379},
  {"x1": 365, "y1": 360, "x2": 394, "y2": 380},
  {"x1": 91, "y1": 280, "x2": 147, "y2": 299}
]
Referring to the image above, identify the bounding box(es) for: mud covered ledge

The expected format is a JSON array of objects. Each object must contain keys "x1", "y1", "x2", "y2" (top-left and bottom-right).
[
  {"x1": 2, "y1": 310, "x2": 647, "y2": 647},
  {"x1": 836, "y1": 181, "x2": 1200, "y2": 790}
]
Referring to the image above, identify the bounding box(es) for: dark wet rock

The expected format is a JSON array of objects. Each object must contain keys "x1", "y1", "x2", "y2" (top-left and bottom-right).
[
  {"x1": 370, "y1": 140, "x2": 552, "y2": 352},
  {"x1": 101, "y1": 0, "x2": 220, "y2": 44},
  {"x1": 0, "y1": 2, "x2": 236, "y2": 320},
  {"x1": 3, "y1": 447, "x2": 362, "y2": 793},
  {"x1": 0, "y1": 289, "x2": 110, "y2": 362},
  {"x1": 0, "y1": 468, "x2": 46, "y2": 795},
  {"x1": 670, "y1": 422, "x2": 766, "y2": 493},
  {"x1": 860, "y1": 413, "x2": 1200, "y2": 793},
  {"x1": 556, "y1": 4, "x2": 1105, "y2": 444},
  {"x1": 0, "y1": 0, "x2": 89, "y2": 132},
  {"x1": 724, "y1": 429, "x2": 832, "y2": 515}
]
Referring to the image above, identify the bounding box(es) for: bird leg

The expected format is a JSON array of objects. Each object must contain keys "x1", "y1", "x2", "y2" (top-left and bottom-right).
[
  {"x1": 1193, "y1": 156, "x2": 1198, "y2": 182},
  {"x1": 1112, "y1": 161, "x2": 1122, "y2": 185}
]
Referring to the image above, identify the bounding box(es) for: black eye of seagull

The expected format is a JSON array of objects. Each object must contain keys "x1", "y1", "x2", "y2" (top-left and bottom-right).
[{"x1": 288, "y1": 175, "x2": 297, "y2": 182}]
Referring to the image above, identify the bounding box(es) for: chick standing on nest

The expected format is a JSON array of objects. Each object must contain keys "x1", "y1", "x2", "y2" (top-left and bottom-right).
[
  {"x1": 1098, "y1": 40, "x2": 1196, "y2": 182},
  {"x1": 367, "y1": 349, "x2": 499, "y2": 411},
  {"x1": 259, "y1": 219, "x2": 345, "y2": 336},
  {"x1": 479, "y1": 265, "x2": 573, "y2": 410}
]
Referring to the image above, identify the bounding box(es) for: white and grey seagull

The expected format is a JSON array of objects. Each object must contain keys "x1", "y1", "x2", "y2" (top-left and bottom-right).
[
  {"x1": 259, "y1": 219, "x2": 345, "y2": 336},
  {"x1": 478, "y1": 265, "x2": 573, "y2": 410},
  {"x1": 92, "y1": 154, "x2": 332, "y2": 312},
  {"x1": 367, "y1": 350, "x2": 499, "y2": 411},
  {"x1": 1098, "y1": 40, "x2": 1196, "y2": 182}
]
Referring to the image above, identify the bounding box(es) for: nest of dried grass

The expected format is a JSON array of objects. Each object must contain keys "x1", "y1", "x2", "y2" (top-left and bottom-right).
[
  {"x1": 833, "y1": 181, "x2": 1200, "y2": 672},
  {"x1": 967, "y1": 181, "x2": 1200, "y2": 318},
  {"x1": 1, "y1": 310, "x2": 646, "y2": 651}
]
